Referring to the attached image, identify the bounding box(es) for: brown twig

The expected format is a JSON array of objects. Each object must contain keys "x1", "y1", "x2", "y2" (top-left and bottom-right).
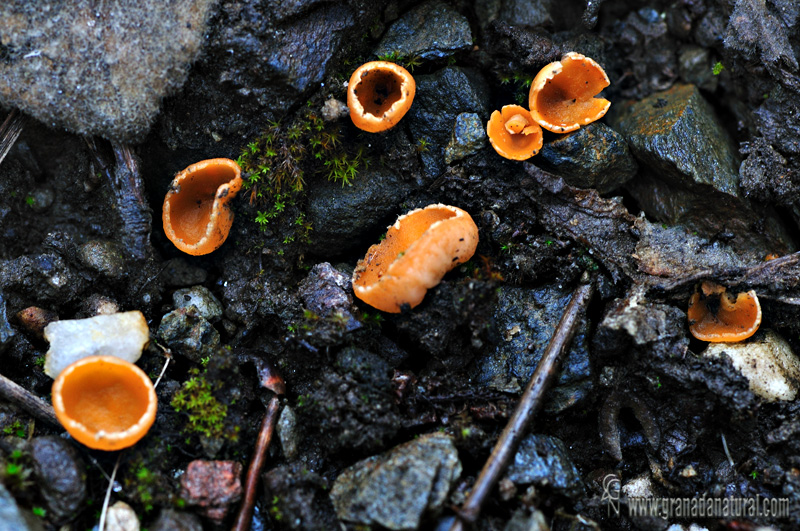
[
  {"x1": 0, "y1": 372, "x2": 59, "y2": 427},
  {"x1": 232, "y1": 358, "x2": 285, "y2": 531},
  {"x1": 0, "y1": 109, "x2": 24, "y2": 167},
  {"x1": 449, "y1": 274, "x2": 595, "y2": 530},
  {"x1": 232, "y1": 395, "x2": 281, "y2": 531}
]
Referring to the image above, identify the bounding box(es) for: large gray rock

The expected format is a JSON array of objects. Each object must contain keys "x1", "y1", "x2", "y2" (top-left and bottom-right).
[
  {"x1": 0, "y1": 0, "x2": 215, "y2": 141},
  {"x1": 473, "y1": 286, "x2": 592, "y2": 413},
  {"x1": 0, "y1": 292, "x2": 14, "y2": 355},
  {"x1": 374, "y1": 2, "x2": 472, "y2": 61},
  {"x1": 612, "y1": 84, "x2": 739, "y2": 195},
  {"x1": 331, "y1": 433, "x2": 461, "y2": 530}
]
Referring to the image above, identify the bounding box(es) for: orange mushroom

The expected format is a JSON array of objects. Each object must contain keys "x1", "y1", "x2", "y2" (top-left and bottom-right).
[
  {"x1": 486, "y1": 105, "x2": 544, "y2": 160},
  {"x1": 529, "y1": 52, "x2": 610, "y2": 133},
  {"x1": 52, "y1": 355, "x2": 157, "y2": 451},
  {"x1": 352, "y1": 204, "x2": 479, "y2": 313},
  {"x1": 347, "y1": 61, "x2": 416, "y2": 133},
  {"x1": 162, "y1": 158, "x2": 243, "y2": 255},
  {"x1": 687, "y1": 281, "x2": 762, "y2": 342}
]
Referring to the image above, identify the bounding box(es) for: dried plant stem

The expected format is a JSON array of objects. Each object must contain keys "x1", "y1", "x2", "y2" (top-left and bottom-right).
[
  {"x1": 232, "y1": 395, "x2": 281, "y2": 531},
  {"x1": 0, "y1": 109, "x2": 23, "y2": 167},
  {"x1": 0, "y1": 372, "x2": 58, "y2": 427},
  {"x1": 450, "y1": 275, "x2": 595, "y2": 530},
  {"x1": 98, "y1": 453, "x2": 122, "y2": 531}
]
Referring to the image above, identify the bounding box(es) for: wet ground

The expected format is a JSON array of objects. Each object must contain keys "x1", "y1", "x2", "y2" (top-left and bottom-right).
[{"x1": 2, "y1": 0, "x2": 800, "y2": 529}]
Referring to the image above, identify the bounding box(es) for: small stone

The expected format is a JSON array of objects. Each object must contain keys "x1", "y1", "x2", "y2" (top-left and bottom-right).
[
  {"x1": 78, "y1": 241, "x2": 128, "y2": 279},
  {"x1": 150, "y1": 509, "x2": 203, "y2": 531},
  {"x1": 179, "y1": 460, "x2": 243, "y2": 523},
  {"x1": 321, "y1": 98, "x2": 348, "y2": 122},
  {"x1": 703, "y1": 330, "x2": 800, "y2": 402},
  {"x1": 81, "y1": 294, "x2": 120, "y2": 316},
  {"x1": 330, "y1": 432, "x2": 461, "y2": 530},
  {"x1": 374, "y1": 2, "x2": 472, "y2": 61},
  {"x1": 105, "y1": 501, "x2": 140, "y2": 531},
  {"x1": 28, "y1": 187, "x2": 55, "y2": 212},
  {"x1": 29, "y1": 436, "x2": 86, "y2": 523},
  {"x1": 622, "y1": 474, "x2": 654, "y2": 498},
  {"x1": 473, "y1": 286, "x2": 591, "y2": 413},
  {"x1": 44, "y1": 311, "x2": 149, "y2": 378},
  {"x1": 678, "y1": 45, "x2": 718, "y2": 93},
  {"x1": 0, "y1": 292, "x2": 16, "y2": 354},
  {"x1": 503, "y1": 509, "x2": 549, "y2": 531},
  {"x1": 537, "y1": 122, "x2": 638, "y2": 193},
  {"x1": 161, "y1": 258, "x2": 208, "y2": 287},
  {"x1": 298, "y1": 263, "x2": 359, "y2": 331},
  {"x1": 172, "y1": 286, "x2": 223, "y2": 322},
  {"x1": 15, "y1": 307, "x2": 58, "y2": 339},
  {"x1": 277, "y1": 406, "x2": 300, "y2": 460},
  {"x1": 0, "y1": 483, "x2": 43, "y2": 531},
  {"x1": 157, "y1": 307, "x2": 220, "y2": 364},
  {"x1": 506, "y1": 435, "x2": 584, "y2": 498},
  {"x1": 443, "y1": 113, "x2": 487, "y2": 164}
]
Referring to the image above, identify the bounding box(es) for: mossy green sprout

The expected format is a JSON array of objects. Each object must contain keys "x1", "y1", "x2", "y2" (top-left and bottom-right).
[
  {"x1": 171, "y1": 368, "x2": 238, "y2": 442},
  {"x1": 499, "y1": 71, "x2": 535, "y2": 105},
  {"x1": 376, "y1": 51, "x2": 423, "y2": 72},
  {"x1": 712, "y1": 62, "x2": 724, "y2": 75}
]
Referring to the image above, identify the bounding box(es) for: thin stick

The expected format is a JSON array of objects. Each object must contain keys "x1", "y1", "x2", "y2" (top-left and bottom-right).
[
  {"x1": 232, "y1": 396, "x2": 281, "y2": 531},
  {"x1": 0, "y1": 372, "x2": 59, "y2": 427},
  {"x1": 721, "y1": 432, "x2": 735, "y2": 467},
  {"x1": 153, "y1": 350, "x2": 172, "y2": 389},
  {"x1": 98, "y1": 453, "x2": 122, "y2": 531},
  {"x1": 450, "y1": 275, "x2": 595, "y2": 530},
  {"x1": 0, "y1": 109, "x2": 23, "y2": 167}
]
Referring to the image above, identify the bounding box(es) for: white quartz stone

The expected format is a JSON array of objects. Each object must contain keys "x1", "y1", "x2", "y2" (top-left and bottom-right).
[
  {"x1": 702, "y1": 330, "x2": 800, "y2": 402},
  {"x1": 105, "y1": 500, "x2": 140, "y2": 531},
  {"x1": 44, "y1": 311, "x2": 150, "y2": 378}
]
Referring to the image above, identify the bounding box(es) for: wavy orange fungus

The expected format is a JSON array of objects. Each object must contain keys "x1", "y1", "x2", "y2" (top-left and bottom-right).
[
  {"x1": 162, "y1": 158, "x2": 242, "y2": 255},
  {"x1": 352, "y1": 204, "x2": 479, "y2": 313},
  {"x1": 486, "y1": 105, "x2": 543, "y2": 160},
  {"x1": 687, "y1": 282, "x2": 762, "y2": 343},
  {"x1": 529, "y1": 52, "x2": 610, "y2": 133}
]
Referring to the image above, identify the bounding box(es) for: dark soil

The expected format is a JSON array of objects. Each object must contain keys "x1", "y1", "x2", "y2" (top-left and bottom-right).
[{"x1": 2, "y1": 0, "x2": 800, "y2": 530}]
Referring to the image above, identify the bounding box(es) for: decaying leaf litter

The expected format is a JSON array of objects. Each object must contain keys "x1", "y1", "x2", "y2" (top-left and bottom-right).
[{"x1": 2, "y1": 0, "x2": 800, "y2": 529}]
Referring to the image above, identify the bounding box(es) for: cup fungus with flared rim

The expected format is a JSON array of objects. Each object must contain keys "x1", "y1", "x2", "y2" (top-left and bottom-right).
[
  {"x1": 687, "y1": 281, "x2": 762, "y2": 342},
  {"x1": 529, "y1": 52, "x2": 611, "y2": 134},
  {"x1": 52, "y1": 355, "x2": 157, "y2": 451},
  {"x1": 347, "y1": 61, "x2": 416, "y2": 133},
  {"x1": 352, "y1": 204, "x2": 479, "y2": 313},
  {"x1": 486, "y1": 105, "x2": 544, "y2": 160},
  {"x1": 162, "y1": 158, "x2": 243, "y2": 256}
]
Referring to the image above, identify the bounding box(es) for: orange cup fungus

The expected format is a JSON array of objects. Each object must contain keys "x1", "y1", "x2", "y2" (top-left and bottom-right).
[
  {"x1": 687, "y1": 281, "x2": 762, "y2": 343},
  {"x1": 529, "y1": 52, "x2": 610, "y2": 134},
  {"x1": 162, "y1": 158, "x2": 243, "y2": 255},
  {"x1": 347, "y1": 61, "x2": 416, "y2": 133},
  {"x1": 352, "y1": 204, "x2": 479, "y2": 313},
  {"x1": 486, "y1": 105, "x2": 544, "y2": 160},
  {"x1": 52, "y1": 355, "x2": 157, "y2": 451}
]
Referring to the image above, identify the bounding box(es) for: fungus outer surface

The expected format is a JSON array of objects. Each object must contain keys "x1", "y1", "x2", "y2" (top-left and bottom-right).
[
  {"x1": 52, "y1": 355, "x2": 157, "y2": 451},
  {"x1": 529, "y1": 52, "x2": 610, "y2": 133},
  {"x1": 486, "y1": 105, "x2": 543, "y2": 161},
  {"x1": 347, "y1": 61, "x2": 416, "y2": 133},
  {"x1": 162, "y1": 158, "x2": 242, "y2": 256},
  {"x1": 352, "y1": 204, "x2": 479, "y2": 313},
  {"x1": 687, "y1": 282, "x2": 761, "y2": 342}
]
